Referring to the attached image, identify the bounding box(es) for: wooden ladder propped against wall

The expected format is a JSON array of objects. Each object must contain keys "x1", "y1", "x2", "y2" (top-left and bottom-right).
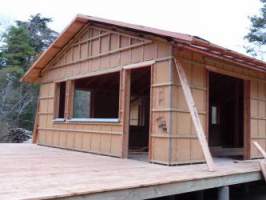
[
  {"x1": 253, "y1": 141, "x2": 266, "y2": 181},
  {"x1": 173, "y1": 58, "x2": 216, "y2": 172}
]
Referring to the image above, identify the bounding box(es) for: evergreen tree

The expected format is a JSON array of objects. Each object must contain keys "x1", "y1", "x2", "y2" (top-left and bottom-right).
[
  {"x1": 0, "y1": 14, "x2": 58, "y2": 132},
  {"x1": 245, "y1": 0, "x2": 266, "y2": 57}
]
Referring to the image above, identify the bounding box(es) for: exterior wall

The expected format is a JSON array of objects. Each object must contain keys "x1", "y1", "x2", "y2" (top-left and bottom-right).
[
  {"x1": 35, "y1": 23, "x2": 266, "y2": 164},
  {"x1": 170, "y1": 51, "x2": 206, "y2": 164},
  {"x1": 36, "y1": 23, "x2": 173, "y2": 161},
  {"x1": 250, "y1": 78, "x2": 266, "y2": 158},
  {"x1": 150, "y1": 59, "x2": 172, "y2": 163},
  {"x1": 172, "y1": 49, "x2": 266, "y2": 163}
]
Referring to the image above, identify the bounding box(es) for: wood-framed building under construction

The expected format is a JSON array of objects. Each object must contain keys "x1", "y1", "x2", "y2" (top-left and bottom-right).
[{"x1": 22, "y1": 14, "x2": 266, "y2": 166}]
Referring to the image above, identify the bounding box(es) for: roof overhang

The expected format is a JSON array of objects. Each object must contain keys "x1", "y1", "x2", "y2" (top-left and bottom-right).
[{"x1": 21, "y1": 14, "x2": 266, "y2": 83}]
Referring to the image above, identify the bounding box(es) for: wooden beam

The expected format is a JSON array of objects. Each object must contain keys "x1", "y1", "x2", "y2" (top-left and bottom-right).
[
  {"x1": 253, "y1": 141, "x2": 266, "y2": 181},
  {"x1": 253, "y1": 141, "x2": 266, "y2": 158},
  {"x1": 58, "y1": 171, "x2": 260, "y2": 200},
  {"x1": 173, "y1": 58, "x2": 216, "y2": 172}
]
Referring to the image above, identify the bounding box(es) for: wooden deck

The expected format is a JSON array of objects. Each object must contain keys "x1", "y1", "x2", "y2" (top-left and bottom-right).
[{"x1": 0, "y1": 144, "x2": 263, "y2": 200}]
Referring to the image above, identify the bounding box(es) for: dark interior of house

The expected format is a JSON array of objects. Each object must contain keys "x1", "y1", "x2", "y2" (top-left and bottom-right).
[
  {"x1": 208, "y1": 72, "x2": 244, "y2": 158},
  {"x1": 73, "y1": 72, "x2": 120, "y2": 118},
  {"x1": 128, "y1": 67, "x2": 151, "y2": 156}
]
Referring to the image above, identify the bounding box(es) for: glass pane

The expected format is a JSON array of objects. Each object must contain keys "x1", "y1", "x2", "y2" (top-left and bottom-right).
[
  {"x1": 211, "y1": 106, "x2": 217, "y2": 125},
  {"x1": 73, "y1": 89, "x2": 91, "y2": 118}
]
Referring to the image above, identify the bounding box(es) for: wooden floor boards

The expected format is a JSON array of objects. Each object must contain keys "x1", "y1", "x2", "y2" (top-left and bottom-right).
[{"x1": 0, "y1": 144, "x2": 262, "y2": 200}]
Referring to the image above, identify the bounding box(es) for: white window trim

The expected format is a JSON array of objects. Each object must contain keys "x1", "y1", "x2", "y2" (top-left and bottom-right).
[
  {"x1": 67, "y1": 118, "x2": 119, "y2": 123},
  {"x1": 53, "y1": 118, "x2": 65, "y2": 122}
]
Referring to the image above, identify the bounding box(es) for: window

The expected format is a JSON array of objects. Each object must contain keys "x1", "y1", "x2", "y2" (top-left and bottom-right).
[
  {"x1": 56, "y1": 82, "x2": 66, "y2": 119},
  {"x1": 73, "y1": 89, "x2": 91, "y2": 118},
  {"x1": 211, "y1": 106, "x2": 218, "y2": 125},
  {"x1": 72, "y1": 72, "x2": 120, "y2": 120}
]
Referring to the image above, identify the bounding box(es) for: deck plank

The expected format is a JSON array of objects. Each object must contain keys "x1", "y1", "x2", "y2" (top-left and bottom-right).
[{"x1": 0, "y1": 144, "x2": 262, "y2": 200}]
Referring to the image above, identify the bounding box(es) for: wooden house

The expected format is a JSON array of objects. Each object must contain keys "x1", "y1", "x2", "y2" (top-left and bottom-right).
[{"x1": 22, "y1": 15, "x2": 266, "y2": 166}]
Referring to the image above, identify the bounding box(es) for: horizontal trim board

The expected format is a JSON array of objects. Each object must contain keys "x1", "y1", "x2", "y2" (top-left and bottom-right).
[
  {"x1": 151, "y1": 134, "x2": 198, "y2": 139},
  {"x1": 38, "y1": 144, "x2": 121, "y2": 158},
  {"x1": 38, "y1": 128, "x2": 123, "y2": 135},
  {"x1": 39, "y1": 96, "x2": 54, "y2": 100},
  {"x1": 123, "y1": 60, "x2": 155, "y2": 70},
  {"x1": 151, "y1": 82, "x2": 207, "y2": 91},
  {"x1": 152, "y1": 108, "x2": 206, "y2": 114}
]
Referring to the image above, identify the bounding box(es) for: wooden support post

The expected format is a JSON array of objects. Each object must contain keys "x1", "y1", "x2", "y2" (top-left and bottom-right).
[
  {"x1": 218, "y1": 186, "x2": 229, "y2": 200},
  {"x1": 173, "y1": 59, "x2": 215, "y2": 172},
  {"x1": 196, "y1": 191, "x2": 204, "y2": 200}
]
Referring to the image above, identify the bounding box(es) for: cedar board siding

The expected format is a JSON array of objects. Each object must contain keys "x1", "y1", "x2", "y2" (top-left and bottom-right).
[
  {"x1": 36, "y1": 23, "x2": 266, "y2": 164},
  {"x1": 37, "y1": 24, "x2": 172, "y2": 161},
  {"x1": 172, "y1": 49, "x2": 266, "y2": 163}
]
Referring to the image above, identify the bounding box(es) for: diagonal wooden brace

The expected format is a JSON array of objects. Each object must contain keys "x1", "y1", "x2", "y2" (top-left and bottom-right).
[
  {"x1": 173, "y1": 58, "x2": 216, "y2": 172},
  {"x1": 253, "y1": 141, "x2": 266, "y2": 181}
]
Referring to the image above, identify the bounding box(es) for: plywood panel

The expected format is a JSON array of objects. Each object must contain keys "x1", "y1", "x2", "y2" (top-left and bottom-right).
[
  {"x1": 151, "y1": 137, "x2": 169, "y2": 163},
  {"x1": 250, "y1": 79, "x2": 266, "y2": 158},
  {"x1": 110, "y1": 135, "x2": 122, "y2": 156}
]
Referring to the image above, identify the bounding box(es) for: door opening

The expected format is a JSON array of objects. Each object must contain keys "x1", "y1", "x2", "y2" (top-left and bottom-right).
[
  {"x1": 209, "y1": 72, "x2": 244, "y2": 159},
  {"x1": 128, "y1": 67, "x2": 151, "y2": 161}
]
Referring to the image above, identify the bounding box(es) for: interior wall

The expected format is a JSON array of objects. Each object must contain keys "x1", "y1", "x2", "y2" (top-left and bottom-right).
[
  {"x1": 128, "y1": 67, "x2": 150, "y2": 152},
  {"x1": 208, "y1": 72, "x2": 244, "y2": 157}
]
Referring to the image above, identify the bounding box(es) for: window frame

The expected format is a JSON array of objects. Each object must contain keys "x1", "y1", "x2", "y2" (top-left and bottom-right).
[
  {"x1": 53, "y1": 81, "x2": 67, "y2": 122},
  {"x1": 53, "y1": 72, "x2": 121, "y2": 124}
]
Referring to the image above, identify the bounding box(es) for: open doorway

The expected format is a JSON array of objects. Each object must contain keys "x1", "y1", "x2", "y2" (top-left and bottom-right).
[
  {"x1": 128, "y1": 67, "x2": 151, "y2": 161},
  {"x1": 208, "y1": 72, "x2": 244, "y2": 159}
]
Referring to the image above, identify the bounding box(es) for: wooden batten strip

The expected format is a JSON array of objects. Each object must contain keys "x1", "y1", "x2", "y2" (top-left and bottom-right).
[
  {"x1": 122, "y1": 60, "x2": 155, "y2": 70},
  {"x1": 168, "y1": 58, "x2": 174, "y2": 164},
  {"x1": 152, "y1": 82, "x2": 207, "y2": 91},
  {"x1": 50, "y1": 41, "x2": 152, "y2": 70},
  {"x1": 42, "y1": 56, "x2": 172, "y2": 84},
  {"x1": 173, "y1": 58, "x2": 215, "y2": 172},
  {"x1": 152, "y1": 108, "x2": 206, "y2": 115},
  {"x1": 151, "y1": 134, "x2": 198, "y2": 139},
  {"x1": 72, "y1": 32, "x2": 110, "y2": 47},
  {"x1": 39, "y1": 96, "x2": 54, "y2": 100},
  {"x1": 38, "y1": 128, "x2": 122, "y2": 135},
  {"x1": 42, "y1": 24, "x2": 90, "y2": 74}
]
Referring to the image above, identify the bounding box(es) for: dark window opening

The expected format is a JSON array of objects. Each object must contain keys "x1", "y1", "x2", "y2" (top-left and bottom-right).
[
  {"x1": 128, "y1": 67, "x2": 151, "y2": 160},
  {"x1": 73, "y1": 72, "x2": 120, "y2": 119},
  {"x1": 58, "y1": 82, "x2": 66, "y2": 118},
  {"x1": 209, "y1": 72, "x2": 244, "y2": 159}
]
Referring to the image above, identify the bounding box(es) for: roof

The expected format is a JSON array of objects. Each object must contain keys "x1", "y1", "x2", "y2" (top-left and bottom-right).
[{"x1": 22, "y1": 14, "x2": 266, "y2": 83}]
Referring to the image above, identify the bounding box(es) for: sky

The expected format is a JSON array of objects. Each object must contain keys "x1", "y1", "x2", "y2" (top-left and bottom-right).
[{"x1": 0, "y1": 0, "x2": 262, "y2": 55}]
